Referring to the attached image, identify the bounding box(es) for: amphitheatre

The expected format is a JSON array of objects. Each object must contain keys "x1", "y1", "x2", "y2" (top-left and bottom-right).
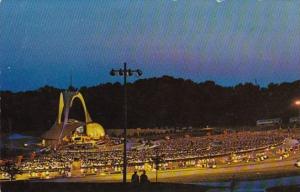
[{"x1": 1, "y1": 89, "x2": 299, "y2": 188}]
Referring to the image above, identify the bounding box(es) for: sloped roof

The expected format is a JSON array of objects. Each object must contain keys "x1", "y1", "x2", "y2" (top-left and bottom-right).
[{"x1": 42, "y1": 120, "x2": 85, "y2": 140}]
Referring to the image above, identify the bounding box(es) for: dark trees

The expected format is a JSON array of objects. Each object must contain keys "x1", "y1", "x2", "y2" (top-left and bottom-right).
[{"x1": 1, "y1": 77, "x2": 299, "y2": 135}]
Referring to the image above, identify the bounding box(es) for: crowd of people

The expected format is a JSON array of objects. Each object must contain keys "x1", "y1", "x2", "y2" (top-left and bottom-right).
[{"x1": 1, "y1": 129, "x2": 298, "y2": 178}]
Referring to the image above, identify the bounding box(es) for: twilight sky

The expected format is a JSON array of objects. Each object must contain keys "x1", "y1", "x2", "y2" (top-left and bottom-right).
[{"x1": 1, "y1": 0, "x2": 300, "y2": 91}]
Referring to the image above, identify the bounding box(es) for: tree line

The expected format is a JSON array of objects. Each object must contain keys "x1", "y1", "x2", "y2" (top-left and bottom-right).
[{"x1": 1, "y1": 76, "x2": 300, "y2": 136}]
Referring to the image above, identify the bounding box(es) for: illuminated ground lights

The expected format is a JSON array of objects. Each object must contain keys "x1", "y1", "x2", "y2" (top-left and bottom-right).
[{"x1": 1, "y1": 128, "x2": 300, "y2": 182}]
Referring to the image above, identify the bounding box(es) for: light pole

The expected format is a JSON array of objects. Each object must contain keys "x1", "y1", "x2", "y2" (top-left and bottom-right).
[
  {"x1": 152, "y1": 149, "x2": 163, "y2": 183},
  {"x1": 110, "y1": 62, "x2": 142, "y2": 183}
]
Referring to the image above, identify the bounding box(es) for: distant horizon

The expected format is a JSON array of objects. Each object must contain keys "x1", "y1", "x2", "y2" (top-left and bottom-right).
[{"x1": 1, "y1": 75, "x2": 299, "y2": 93}]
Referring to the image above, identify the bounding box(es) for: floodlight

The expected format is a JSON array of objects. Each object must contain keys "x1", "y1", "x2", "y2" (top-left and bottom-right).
[
  {"x1": 118, "y1": 69, "x2": 124, "y2": 76},
  {"x1": 127, "y1": 69, "x2": 133, "y2": 76},
  {"x1": 136, "y1": 69, "x2": 142, "y2": 76},
  {"x1": 110, "y1": 69, "x2": 116, "y2": 76}
]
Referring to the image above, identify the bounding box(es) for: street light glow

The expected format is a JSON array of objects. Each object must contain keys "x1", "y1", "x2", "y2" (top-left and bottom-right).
[{"x1": 295, "y1": 100, "x2": 300, "y2": 106}]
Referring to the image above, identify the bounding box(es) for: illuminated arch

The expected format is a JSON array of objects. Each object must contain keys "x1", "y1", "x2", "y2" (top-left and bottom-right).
[
  {"x1": 70, "y1": 92, "x2": 92, "y2": 123},
  {"x1": 58, "y1": 93, "x2": 64, "y2": 124},
  {"x1": 57, "y1": 92, "x2": 92, "y2": 124}
]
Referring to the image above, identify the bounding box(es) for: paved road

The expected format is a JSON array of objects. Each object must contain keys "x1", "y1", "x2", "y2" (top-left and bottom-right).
[{"x1": 51, "y1": 156, "x2": 300, "y2": 183}]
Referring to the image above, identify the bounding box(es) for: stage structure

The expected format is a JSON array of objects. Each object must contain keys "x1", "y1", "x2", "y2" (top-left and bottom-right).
[{"x1": 42, "y1": 90, "x2": 105, "y2": 146}]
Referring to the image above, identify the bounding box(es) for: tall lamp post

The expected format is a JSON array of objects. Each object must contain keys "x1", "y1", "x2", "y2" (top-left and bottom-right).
[
  {"x1": 152, "y1": 149, "x2": 163, "y2": 183},
  {"x1": 110, "y1": 62, "x2": 142, "y2": 183}
]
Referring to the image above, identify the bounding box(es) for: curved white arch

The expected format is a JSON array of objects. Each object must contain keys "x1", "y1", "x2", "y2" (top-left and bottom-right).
[
  {"x1": 57, "y1": 92, "x2": 92, "y2": 124},
  {"x1": 70, "y1": 92, "x2": 92, "y2": 123},
  {"x1": 58, "y1": 93, "x2": 64, "y2": 124}
]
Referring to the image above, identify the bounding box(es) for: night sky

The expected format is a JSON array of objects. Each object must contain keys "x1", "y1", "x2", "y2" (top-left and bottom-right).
[{"x1": 1, "y1": 0, "x2": 300, "y2": 91}]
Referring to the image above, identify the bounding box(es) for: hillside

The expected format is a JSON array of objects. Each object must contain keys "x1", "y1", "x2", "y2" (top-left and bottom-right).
[{"x1": 1, "y1": 76, "x2": 300, "y2": 135}]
